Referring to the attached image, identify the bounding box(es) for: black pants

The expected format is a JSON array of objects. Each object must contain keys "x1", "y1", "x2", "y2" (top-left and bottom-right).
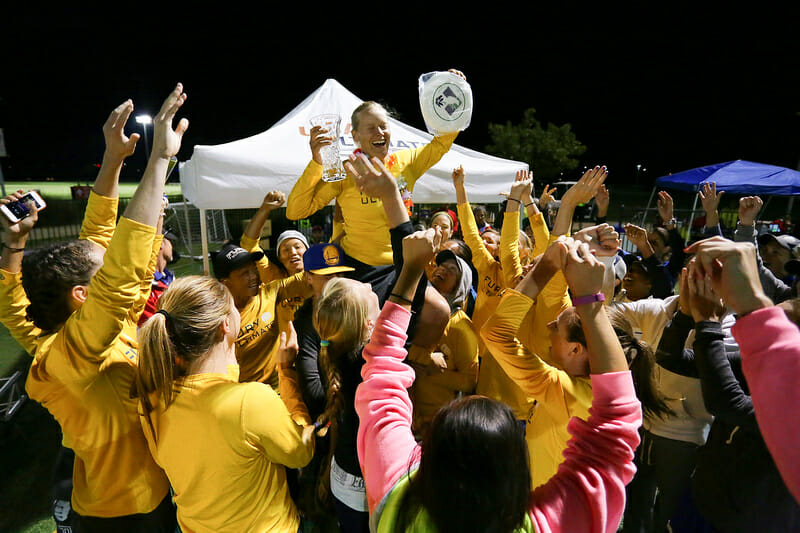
[{"x1": 72, "y1": 493, "x2": 177, "y2": 533}]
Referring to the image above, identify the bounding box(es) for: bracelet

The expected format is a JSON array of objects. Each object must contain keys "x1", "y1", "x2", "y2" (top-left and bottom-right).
[
  {"x1": 525, "y1": 202, "x2": 535, "y2": 207},
  {"x1": 2, "y1": 243, "x2": 25, "y2": 253},
  {"x1": 571, "y1": 293, "x2": 606, "y2": 306},
  {"x1": 390, "y1": 293, "x2": 414, "y2": 306},
  {"x1": 506, "y1": 197, "x2": 521, "y2": 204}
]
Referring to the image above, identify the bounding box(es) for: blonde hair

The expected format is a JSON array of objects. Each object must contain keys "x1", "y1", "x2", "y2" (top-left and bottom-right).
[
  {"x1": 351, "y1": 101, "x2": 387, "y2": 131},
  {"x1": 135, "y1": 276, "x2": 235, "y2": 433},
  {"x1": 311, "y1": 277, "x2": 373, "y2": 500}
]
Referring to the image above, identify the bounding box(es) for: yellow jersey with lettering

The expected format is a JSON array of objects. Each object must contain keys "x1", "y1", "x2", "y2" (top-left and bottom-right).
[
  {"x1": 235, "y1": 273, "x2": 311, "y2": 387},
  {"x1": 286, "y1": 133, "x2": 458, "y2": 266}
]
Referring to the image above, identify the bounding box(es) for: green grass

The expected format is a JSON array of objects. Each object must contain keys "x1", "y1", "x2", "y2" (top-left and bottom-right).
[{"x1": 3, "y1": 181, "x2": 183, "y2": 201}]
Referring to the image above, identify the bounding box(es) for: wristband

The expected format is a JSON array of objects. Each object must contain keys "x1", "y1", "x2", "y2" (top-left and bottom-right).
[
  {"x1": 571, "y1": 293, "x2": 606, "y2": 306},
  {"x1": 525, "y1": 202, "x2": 535, "y2": 207},
  {"x1": 506, "y1": 198, "x2": 521, "y2": 204},
  {"x1": 390, "y1": 293, "x2": 414, "y2": 306}
]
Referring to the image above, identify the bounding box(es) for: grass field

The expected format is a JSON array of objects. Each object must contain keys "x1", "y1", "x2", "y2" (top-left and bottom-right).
[{"x1": 2, "y1": 180, "x2": 184, "y2": 200}]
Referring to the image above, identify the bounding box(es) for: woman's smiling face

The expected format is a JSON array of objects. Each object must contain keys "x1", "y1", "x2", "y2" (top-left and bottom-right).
[{"x1": 352, "y1": 106, "x2": 391, "y2": 160}]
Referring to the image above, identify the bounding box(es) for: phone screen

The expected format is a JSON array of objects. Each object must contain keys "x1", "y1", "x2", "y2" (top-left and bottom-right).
[{"x1": 5, "y1": 193, "x2": 43, "y2": 220}]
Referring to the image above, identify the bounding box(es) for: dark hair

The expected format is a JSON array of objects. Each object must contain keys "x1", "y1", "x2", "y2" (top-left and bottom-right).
[
  {"x1": 398, "y1": 396, "x2": 531, "y2": 533},
  {"x1": 21, "y1": 239, "x2": 102, "y2": 332},
  {"x1": 564, "y1": 306, "x2": 673, "y2": 419}
]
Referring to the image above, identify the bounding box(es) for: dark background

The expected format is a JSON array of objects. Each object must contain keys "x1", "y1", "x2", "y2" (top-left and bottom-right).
[{"x1": 2, "y1": 8, "x2": 800, "y2": 188}]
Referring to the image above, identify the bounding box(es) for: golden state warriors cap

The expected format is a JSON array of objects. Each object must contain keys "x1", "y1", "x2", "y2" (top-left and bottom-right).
[{"x1": 303, "y1": 243, "x2": 355, "y2": 275}]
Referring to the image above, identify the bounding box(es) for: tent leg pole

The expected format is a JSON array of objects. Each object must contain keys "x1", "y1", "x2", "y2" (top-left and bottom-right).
[
  {"x1": 642, "y1": 186, "x2": 657, "y2": 227},
  {"x1": 686, "y1": 193, "x2": 699, "y2": 246},
  {"x1": 200, "y1": 208, "x2": 210, "y2": 276}
]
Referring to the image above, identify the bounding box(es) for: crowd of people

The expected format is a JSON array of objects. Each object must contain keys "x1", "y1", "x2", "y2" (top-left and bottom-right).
[{"x1": 1, "y1": 79, "x2": 800, "y2": 533}]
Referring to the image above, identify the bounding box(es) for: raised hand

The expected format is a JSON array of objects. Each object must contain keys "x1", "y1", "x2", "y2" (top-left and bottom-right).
[
  {"x1": 561, "y1": 166, "x2": 608, "y2": 207},
  {"x1": 684, "y1": 236, "x2": 772, "y2": 316},
  {"x1": 738, "y1": 196, "x2": 763, "y2": 226},
  {"x1": 657, "y1": 190, "x2": 674, "y2": 225},
  {"x1": 278, "y1": 322, "x2": 299, "y2": 367},
  {"x1": 310, "y1": 125, "x2": 335, "y2": 166},
  {"x1": 595, "y1": 184, "x2": 610, "y2": 217},
  {"x1": 623, "y1": 223, "x2": 653, "y2": 258},
  {"x1": 685, "y1": 260, "x2": 726, "y2": 323},
  {"x1": 345, "y1": 152, "x2": 397, "y2": 199},
  {"x1": 563, "y1": 238, "x2": 606, "y2": 299},
  {"x1": 452, "y1": 165, "x2": 466, "y2": 189},
  {"x1": 103, "y1": 100, "x2": 140, "y2": 161},
  {"x1": 574, "y1": 223, "x2": 620, "y2": 257},
  {"x1": 539, "y1": 184, "x2": 556, "y2": 210},
  {"x1": 402, "y1": 228, "x2": 442, "y2": 271},
  {"x1": 151, "y1": 83, "x2": 189, "y2": 161},
  {"x1": 261, "y1": 190, "x2": 286, "y2": 210},
  {"x1": 698, "y1": 182, "x2": 723, "y2": 227},
  {"x1": 0, "y1": 191, "x2": 40, "y2": 272},
  {"x1": 508, "y1": 170, "x2": 533, "y2": 203},
  {"x1": 0, "y1": 190, "x2": 39, "y2": 243}
]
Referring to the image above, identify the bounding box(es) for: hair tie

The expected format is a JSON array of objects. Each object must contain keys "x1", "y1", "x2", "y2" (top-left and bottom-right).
[
  {"x1": 155, "y1": 309, "x2": 171, "y2": 321},
  {"x1": 320, "y1": 340, "x2": 330, "y2": 347}
]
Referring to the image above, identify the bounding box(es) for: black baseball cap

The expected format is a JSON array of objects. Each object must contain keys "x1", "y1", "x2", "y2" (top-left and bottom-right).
[{"x1": 211, "y1": 243, "x2": 264, "y2": 279}]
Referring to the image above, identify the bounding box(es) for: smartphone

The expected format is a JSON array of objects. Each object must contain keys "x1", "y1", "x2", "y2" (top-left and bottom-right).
[
  {"x1": 770, "y1": 223, "x2": 780, "y2": 233},
  {"x1": 1, "y1": 191, "x2": 46, "y2": 223}
]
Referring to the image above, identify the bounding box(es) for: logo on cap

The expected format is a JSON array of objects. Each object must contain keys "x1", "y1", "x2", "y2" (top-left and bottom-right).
[
  {"x1": 225, "y1": 248, "x2": 247, "y2": 260},
  {"x1": 323, "y1": 245, "x2": 340, "y2": 266}
]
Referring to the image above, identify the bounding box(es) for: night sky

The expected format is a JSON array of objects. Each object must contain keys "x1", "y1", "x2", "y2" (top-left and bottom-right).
[{"x1": 3, "y1": 8, "x2": 800, "y2": 190}]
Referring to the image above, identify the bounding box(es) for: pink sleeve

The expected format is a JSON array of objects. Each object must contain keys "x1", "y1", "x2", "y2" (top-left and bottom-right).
[
  {"x1": 733, "y1": 306, "x2": 800, "y2": 505},
  {"x1": 530, "y1": 371, "x2": 642, "y2": 533},
  {"x1": 355, "y1": 301, "x2": 422, "y2": 513}
]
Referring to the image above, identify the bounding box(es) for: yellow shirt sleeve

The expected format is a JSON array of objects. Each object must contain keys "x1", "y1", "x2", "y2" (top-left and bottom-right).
[
  {"x1": 457, "y1": 202, "x2": 495, "y2": 274},
  {"x1": 240, "y1": 233, "x2": 284, "y2": 285},
  {"x1": 480, "y1": 290, "x2": 587, "y2": 406},
  {"x1": 396, "y1": 132, "x2": 458, "y2": 191},
  {"x1": 500, "y1": 210, "x2": 524, "y2": 288},
  {"x1": 0, "y1": 268, "x2": 42, "y2": 355},
  {"x1": 530, "y1": 212, "x2": 550, "y2": 258},
  {"x1": 59, "y1": 218, "x2": 156, "y2": 377},
  {"x1": 78, "y1": 191, "x2": 118, "y2": 250},
  {"x1": 278, "y1": 365, "x2": 312, "y2": 426},
  {"x1": 241, "y1": 382, "x2": 314, "y2": 469},
  {"x1": 286, "y1": 160, "x2": 344, "y2": 221}
]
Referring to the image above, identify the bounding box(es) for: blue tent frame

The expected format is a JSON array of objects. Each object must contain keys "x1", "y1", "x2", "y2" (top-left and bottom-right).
[{"x1": 641, "y1": 160, "x2": 800, "y2": 243}]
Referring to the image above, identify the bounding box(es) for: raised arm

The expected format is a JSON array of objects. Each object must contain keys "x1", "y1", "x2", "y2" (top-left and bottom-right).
[
  {"x1": 0, "y1": 191, "x2": 42, "y2": 354},
  {"x1": 500, "y1": 171, "x2": 533, "y2": 287},
  {"x1": 241, "y1": 190, "x2": 286, "y2": 284},
  {"x1": 63, "y1": 84, "x2": 188, "y2": 364},
  {"x1": 698, "y1": 182, "x2": 723, "y2": 234},
  {"x1": 530, "y1": 239, "x2": 642, "y2": 532},
  {"x1": 734, "y1": 195, "x2": 793, "y2": 303},
  {"x1": 551, "y1": 166, "x2": 607, "y2": 237},
  {"x1": 685, "y1": 261, "x2": 756, "y2": 428},
  {"x1": 355, "y1": 228, "x2": 439, "y2": 513},
  {"x1": 80, "y1": 100, "x2": 141, "y2": 250},
  {"x1": 453, "y1": 166, "x2": 495, "y2": 270}
]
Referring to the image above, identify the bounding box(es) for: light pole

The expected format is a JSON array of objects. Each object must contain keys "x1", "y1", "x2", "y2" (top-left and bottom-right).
[{"x1": 135, "y1": 114, "x2": 152, "y2": 160}]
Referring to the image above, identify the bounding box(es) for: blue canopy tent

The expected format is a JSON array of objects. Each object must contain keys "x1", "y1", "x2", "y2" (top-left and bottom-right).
[{"x1": 641, "y1": 160, "x2": 800, "y2": 242}]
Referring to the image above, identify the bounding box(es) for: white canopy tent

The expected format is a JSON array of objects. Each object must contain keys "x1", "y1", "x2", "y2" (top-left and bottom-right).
[{"x1": 179, "y1": 78, "x2": 528, "y2": 271}]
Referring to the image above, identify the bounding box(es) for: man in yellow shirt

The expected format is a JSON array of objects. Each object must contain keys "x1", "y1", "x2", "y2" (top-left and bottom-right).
[
  {"x1": 0, "y1": 86, "x2": 188, "y2": 530},
  {"x1": 212, "y1": 242, "x2": 312, "y2": 387}
]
